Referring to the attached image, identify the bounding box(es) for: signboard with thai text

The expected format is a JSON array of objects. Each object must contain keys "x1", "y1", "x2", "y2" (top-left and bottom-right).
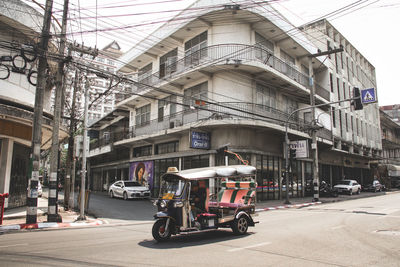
[
  {"x1": 289, "y1": 140, "x2": 309, "y2": 158},
  {"x1": 190, "y1": 131, "x2": 210, "y2": 149}
]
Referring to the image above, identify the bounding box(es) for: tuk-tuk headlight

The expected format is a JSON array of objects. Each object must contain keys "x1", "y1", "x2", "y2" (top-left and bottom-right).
[
  {"x1": 160, "y1": 200, "x2": 167, "y2": 209},
  {"x1": 173, "y1": 201, "x2": 183, "y2": 208}
]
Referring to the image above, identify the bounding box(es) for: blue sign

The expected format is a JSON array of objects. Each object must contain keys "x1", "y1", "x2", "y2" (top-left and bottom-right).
[
  {"x1": 361, "y1": 88, "x2": 376, "y2": 104},
  {"x1": 190, "y1": 131, "x2": 210, "y2": 149}
]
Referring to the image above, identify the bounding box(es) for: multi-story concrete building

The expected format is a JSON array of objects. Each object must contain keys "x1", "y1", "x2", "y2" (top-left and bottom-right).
[
  {"x1": 0, "y1": 0, "x2": 67, "y2": 208},
  {"x1": 377, "y1": 107, "x2": 400, "y2": 188},
  {"x1": 87, "y1": 0, "x2": 381, "y2": 200},
  {"x1": 381, "y1": 104, "x2": 400, "y2": 124},
  {"x1": 56, "y1": 41, "x2": 128, "y2": 126}
]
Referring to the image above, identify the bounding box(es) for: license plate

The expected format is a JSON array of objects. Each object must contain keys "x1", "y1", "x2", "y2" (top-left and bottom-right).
[{"x1": 208, "y1": 219, "x2": 214, "y2": 227}]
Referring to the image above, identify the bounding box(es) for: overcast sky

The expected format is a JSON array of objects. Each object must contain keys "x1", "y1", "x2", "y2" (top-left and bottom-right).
[{"x1": 28, "y1": 0, "x2": 400, "y2": 106}]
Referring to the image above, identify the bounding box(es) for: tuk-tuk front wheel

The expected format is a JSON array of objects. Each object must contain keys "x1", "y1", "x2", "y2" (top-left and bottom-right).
[
  {"x1": 231, "y1": 216, "x2": 249, "y2": 235},
  {"x1": 152, "y1": 219, "x2": 171, "y2": 242}
]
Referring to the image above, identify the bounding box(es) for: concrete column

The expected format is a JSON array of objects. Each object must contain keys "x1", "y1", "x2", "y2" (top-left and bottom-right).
[
  {"x1": 0, "y1": 139, "x2": 13, "y2": 208},
  {"x1": 105, "y1": 170, "x2": 109, "y2": 190},
  {"x1": 209, "y1": 154, "x2": 216, "y2": 195},
  {"x1": 250, "y1": 154, "x2": 257, "y2": 167},
  {"x1": 301, "y1": 161, "x2": 305, "y2": 197}
]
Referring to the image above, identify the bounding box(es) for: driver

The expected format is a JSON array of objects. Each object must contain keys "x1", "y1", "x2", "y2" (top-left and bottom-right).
[{"x1": 190, "y1": 182, "x2": 207, "y2": 220}]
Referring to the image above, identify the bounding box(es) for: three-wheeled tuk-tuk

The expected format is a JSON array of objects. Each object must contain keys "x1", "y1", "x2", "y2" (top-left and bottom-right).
[{"x1": 152, "y1": 165, "x2": 258, "y2": 241}]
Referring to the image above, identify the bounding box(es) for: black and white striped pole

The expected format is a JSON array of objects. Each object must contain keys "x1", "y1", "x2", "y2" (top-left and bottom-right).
[{"x1": 26, "y1": 0, "x2": 53, "y2": 224}]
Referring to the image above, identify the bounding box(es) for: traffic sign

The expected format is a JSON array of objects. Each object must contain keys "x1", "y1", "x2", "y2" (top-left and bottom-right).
[{"x1": 361, "y1": 88, "x2": 376, "y2": 104}]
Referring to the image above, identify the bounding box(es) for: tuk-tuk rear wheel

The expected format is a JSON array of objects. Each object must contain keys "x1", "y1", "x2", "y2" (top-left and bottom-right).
[
  {"x1": 231, "y1": 216, "x2": 249, "y2": 235},
  {"x1": 152, "y1": 219, "x2": 171, "y2": 242}
]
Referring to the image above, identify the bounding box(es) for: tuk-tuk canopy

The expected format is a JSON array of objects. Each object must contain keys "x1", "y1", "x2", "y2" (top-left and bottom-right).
[{"x1": 164, "y1": 165, "x2": 256, "y2": 181}]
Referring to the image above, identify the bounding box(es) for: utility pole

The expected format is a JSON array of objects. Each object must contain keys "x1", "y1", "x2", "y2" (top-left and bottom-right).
[
  {"x1": 78, "y1": 76, "x2": 90, "y2": 220},
  {"x1": 48, "y1": 0, "x2": 69, "y2": 222},
  {"x1": 65, "y1": 69, "x2": 79, "y2": 210},
  {"x1": 308, "y1": 58, "x2": 319, "y2": 202},
  {"x1": 308, "y1": 47, "x2": 343, "y2": 202},
  {"x1": 283, "y1": 47, "x2": 344, "y2": 205},
  {"x1": 27, "y1": 0, "x2": 53, "y2": 225}
]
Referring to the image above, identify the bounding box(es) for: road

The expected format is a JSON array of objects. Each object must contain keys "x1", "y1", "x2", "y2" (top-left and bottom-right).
[{"x1": 1, "y1": 192, "x2": 399, "y2": 267}]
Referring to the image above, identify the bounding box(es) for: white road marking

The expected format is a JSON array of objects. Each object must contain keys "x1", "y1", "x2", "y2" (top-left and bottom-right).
[
  {"x1": 0, "y1": 243, "x2": 29, "y2": 248},
  {"x1": 227, "y1": 242, "x2": 271, "y2": 252}
]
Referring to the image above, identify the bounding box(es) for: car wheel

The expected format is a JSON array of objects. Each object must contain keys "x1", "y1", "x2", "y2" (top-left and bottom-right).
[
  {"x1": 357, "y1": 189, "x2": 361, "y2": 195},
  {"x1": 349, "y1": 190, "x2": 353, "y2": 196},
  {"x1": 152, "y1": 219, "x2": 171, "y2": 242},
  {"x1": 123, "y1": 192, "x2": 128, "y2": 200},
  {"x1": 110, "y1": 191, "x2": 114, "y2": 198},
  {"x1": 231, "y1": 216, "x2": 249, "y2": 235}
]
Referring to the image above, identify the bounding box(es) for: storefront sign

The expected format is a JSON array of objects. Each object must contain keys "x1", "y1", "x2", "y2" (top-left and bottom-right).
[
  {"x1": 289, "y1": 140, "x2": 309, "y2": 158},
  {"x1": 190, "y1": 131, "x2": 210, "y2": 149}
]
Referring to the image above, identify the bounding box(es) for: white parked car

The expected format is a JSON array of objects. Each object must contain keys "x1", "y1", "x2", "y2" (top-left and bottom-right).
[
  {"x1": 334, "y1": 180, "x2": 361, "y2": 195},
  {"x1": 109, "y1": 180, "x2": 151, "y2": 200}
]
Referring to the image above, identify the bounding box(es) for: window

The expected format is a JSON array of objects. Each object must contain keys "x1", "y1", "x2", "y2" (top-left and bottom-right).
[
  {"x1": 280, "y1": 49, "x2": 295, "y2": 65},
  {"x1": 183, "y1": 82, "x2": 208, "y2": 111},
  {"x1": 330, "y1": 73, "x2": 333, "y2": 93},
  {"x1": 343, "y1": 82, "x2": 346, "y2": 99},
  {"x1": 345, "y1": 113, "x2": 348, "y2": 132},
  {"x1": 332, "y1": 107, "x2": 336, "y2": 128},
  {"x1": 337, "y1": 78, "x2": 341, "y2": 102},
  {"x1": 341, "y1": 52, "x2": 344, "y2": 69},
  {"x1": 255, "y1": 32, "x2": 274, "y2": 52},
  {"x1": 135, "y1": 104, "x2": 150, "y2": 126},
  {"x1": 327, "y1": 41, "x2": 331, "y2": 58},
  {"x1": 301, "y1": 64, "x2": 309, "y2": 76},
  {"x1": 256, "y1": 83, "x2": 276, "y2": 110},
  {"x1": 138, "y1": 63, "x2": 152, "y2": 81},
  {"x1": 185, "y1": 31, "x2": 207, "y2": 66},
  {"x1": 356, "y1": 118, "x2": 359, "y2": 135},
  {"x1": 158, "y1": 95, "x2": 177, "y2": 121},
  {"x1": 351, "y1": 115, "x2": 354, "y2": 133},
  {"x1": 283, "y1": 95, "x2": 298, "y2": 115},
  {"x1": 304, "y1": 112, "x2": 312, "y2": 124},
  {"x1": 182, "y1": 155, "x2": 209, "y2": 170},
  {"x1": 155, "y1": 141, "x2": 179, "y2": 154},
  {"x1": 159, "y1": 48, "x2": 178, "y2": 78},
  {"x1": 133, "y1": 145, "x2": 152, "y2": 157},
  {"x1": 255, "y1": 32, "x2": 274, "y2": 63},
  {"x1": 339, "y1": 110, "x2": 343, "y2": 137}
]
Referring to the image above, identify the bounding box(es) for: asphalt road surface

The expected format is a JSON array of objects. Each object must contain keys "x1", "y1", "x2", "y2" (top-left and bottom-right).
[{"x1": 1, "y1": 192, "x2": 399, "y2": 267}]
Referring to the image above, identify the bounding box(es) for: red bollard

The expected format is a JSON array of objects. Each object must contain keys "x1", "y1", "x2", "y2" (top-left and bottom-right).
[{"x1": 0, "y1": 193, "x2": 9, "y2": 225}]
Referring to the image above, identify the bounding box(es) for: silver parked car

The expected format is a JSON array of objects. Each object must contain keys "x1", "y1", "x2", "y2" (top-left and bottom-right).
[
  {"x1": 334, "y1": 180, "x2": 361, "y2": 195},
  {"x1": 109, "y1": 180, "x2": 150, "y2": 200}
]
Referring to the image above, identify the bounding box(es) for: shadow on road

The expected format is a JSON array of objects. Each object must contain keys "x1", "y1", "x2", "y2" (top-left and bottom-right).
[
  {"x1": 138, "y1": 229, "x2": 253, "y2": 249},
  {"x1": 87, "y1": 192, "x2": 157, "y2": 222}
]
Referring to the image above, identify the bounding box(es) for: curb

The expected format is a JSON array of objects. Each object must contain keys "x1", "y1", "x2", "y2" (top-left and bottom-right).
[
  {"x1": 0, "y1": 219, "x2": 106, "y2": 232},
  {"x1": 256, "y1": 201, "x2": 322, "y2": 212}
]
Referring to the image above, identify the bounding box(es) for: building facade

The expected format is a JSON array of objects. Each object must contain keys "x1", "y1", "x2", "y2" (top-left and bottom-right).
[
  {"x1": 0, "y1": 0, "x2": 67, "y2": 208},
  {"x1": 87, "y1": 0, "x2": 381, "y2": 200},
  {"x1": 377, "y1": 107, "x2": 400, "y2": 188}
]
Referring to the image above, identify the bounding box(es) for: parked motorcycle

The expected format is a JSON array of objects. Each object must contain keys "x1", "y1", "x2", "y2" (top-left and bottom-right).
[{"x1": 319, "y1": 181, "x2": 338, "y2": 197}]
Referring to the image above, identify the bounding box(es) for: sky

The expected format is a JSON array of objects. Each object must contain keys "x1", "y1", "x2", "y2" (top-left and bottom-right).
[{"x1": 26, "y1": 0, "x2": 400, "y2": 106}]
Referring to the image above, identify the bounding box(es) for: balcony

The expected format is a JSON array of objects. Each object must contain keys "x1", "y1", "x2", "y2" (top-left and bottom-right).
[
  {"x1": 96, "y1": 102, "x2": 332, "y2": 147},
  {"x1": 134, "y1": 44, "x2": 330, "y2": 101}
]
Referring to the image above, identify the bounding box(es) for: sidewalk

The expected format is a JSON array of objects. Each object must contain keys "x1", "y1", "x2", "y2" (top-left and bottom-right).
[{"x1": 1, "y1": 190, "x2": 105, "y2": 232}]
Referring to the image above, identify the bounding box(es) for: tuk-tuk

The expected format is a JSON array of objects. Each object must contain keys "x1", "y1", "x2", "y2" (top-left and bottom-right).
[{"x1": 152, "y1": 165, "x2": 258, "y2": 241}]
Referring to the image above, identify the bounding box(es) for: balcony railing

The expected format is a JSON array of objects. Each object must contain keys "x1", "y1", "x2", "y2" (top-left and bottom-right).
[
  {"x1": 97, "y1": 102, "x2": 332, "y2": 146},
  {"x1": 134, "y1": 44, "x2": 330, "y2": 101}
]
